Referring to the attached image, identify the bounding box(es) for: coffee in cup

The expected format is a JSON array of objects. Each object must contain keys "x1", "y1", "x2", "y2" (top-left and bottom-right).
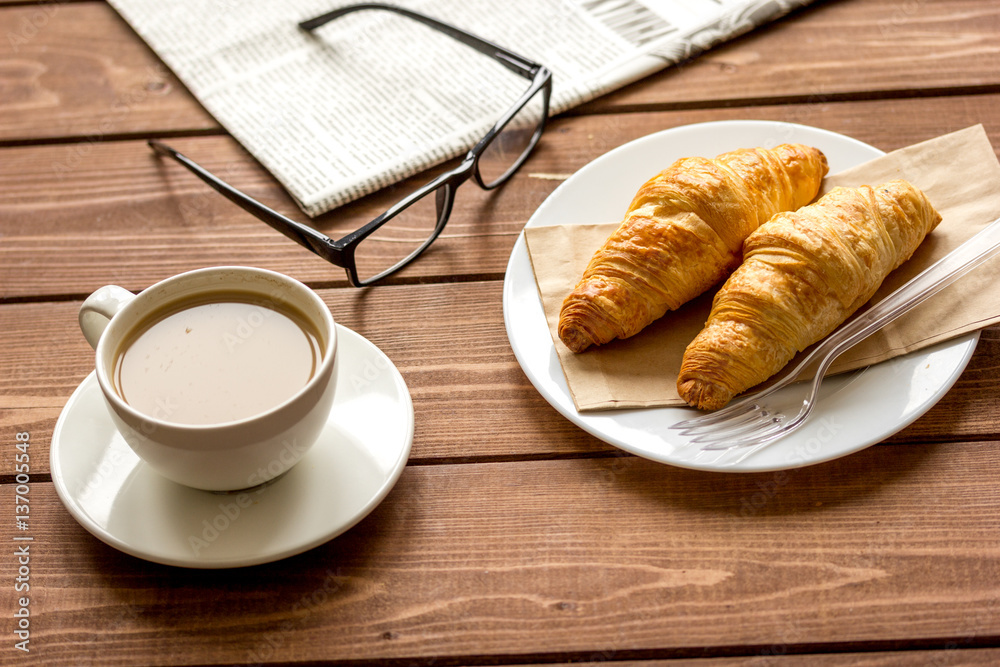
[
  {"x1": 111, "y1": 291, "x2": 324, "y2": 426},
  {"x1": 79, "y1": 267, "x2": 338, "y2": 491}
]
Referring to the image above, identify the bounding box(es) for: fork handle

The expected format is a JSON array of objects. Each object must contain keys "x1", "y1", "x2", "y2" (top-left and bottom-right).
[{"x1": 807, "y1": 215, "x2": 1000, "y2": 376}]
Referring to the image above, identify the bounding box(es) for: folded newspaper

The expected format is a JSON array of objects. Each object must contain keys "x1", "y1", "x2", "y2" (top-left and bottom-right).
[{"x1": 109, "y1": 0, "x2": 814, "y2": 217}]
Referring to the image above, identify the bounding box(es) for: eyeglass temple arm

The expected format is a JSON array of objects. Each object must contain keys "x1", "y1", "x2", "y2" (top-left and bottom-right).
[
  {"x1": 299, "y1": 3, "x2": 540, "y2": 79},
  {"x1": 147, "y1": 140, "x2": 345, "y2": 267}
]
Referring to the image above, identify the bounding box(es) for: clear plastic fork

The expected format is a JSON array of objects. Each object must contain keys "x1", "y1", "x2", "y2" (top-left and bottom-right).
[{"x1": 672, "y1": 215, "x2": 1000, "y2": 462}]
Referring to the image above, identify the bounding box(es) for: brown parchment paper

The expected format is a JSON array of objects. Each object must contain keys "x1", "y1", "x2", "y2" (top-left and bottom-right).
[{"x1": 525, "y1": 125, "x2": 1000, "y2": 412}]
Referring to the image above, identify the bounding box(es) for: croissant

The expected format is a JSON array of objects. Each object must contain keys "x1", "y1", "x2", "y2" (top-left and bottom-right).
[
  {"x1": 558, "y1": 144, "x2": 829, "y2": 353},
  {"x1": 677, "y1": 179, "x2": 942, "y2": 411}
]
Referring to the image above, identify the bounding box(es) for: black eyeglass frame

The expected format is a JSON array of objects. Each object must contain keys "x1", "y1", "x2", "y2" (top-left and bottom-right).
[{"x1": 149, "y1": 2, "x2": 552, "y2": 287}]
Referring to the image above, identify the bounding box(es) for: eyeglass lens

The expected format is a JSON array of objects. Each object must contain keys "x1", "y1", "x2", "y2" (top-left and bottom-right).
[
  {"x1": 477, "y1": 87, "x2": 547, "y2": 188},
  {"x1": 352, "y1": 83, "x2": 546, "y2": 284},
  {"x1": 353, "y1": 184, "x2": 451, "y2": 284}
]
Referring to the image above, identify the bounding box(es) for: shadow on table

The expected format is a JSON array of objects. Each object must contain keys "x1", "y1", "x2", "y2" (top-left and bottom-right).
[{"x1": 594, "y1": 439, "x2": 939, "y2": 519}]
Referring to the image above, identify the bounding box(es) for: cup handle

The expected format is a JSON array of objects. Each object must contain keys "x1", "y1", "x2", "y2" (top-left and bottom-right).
[{"x1": 79, "y1": 285, "x2": 136, "y2": 350}]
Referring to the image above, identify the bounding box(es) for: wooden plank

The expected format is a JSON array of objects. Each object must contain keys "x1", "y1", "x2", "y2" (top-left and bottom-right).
[
  {"x1": 2, "y1": 442, "x2": 998, "y2": 664},
  {"x1": 888, "y1": 325, "x2": 1000, "y2": 444},
  {"x1": 3, "y1": 281, "x2": 1000, "y2": 476},
  {"x1": 0, "y1": 2, "x2": 216, "y2": 142},
  {"x1": 582, "y1": 0, "x2": 1000, "y2": 113},
  {"x1": 0, "y1": 133, "x2": 555, "y2": 297},
  {"x1": 0, "y1": 282, "x2": 609, "y2": 475},
  {"x1": 3, "y1": 94, "x2": 999, "y2": 299},
  {"x1": 521, "y1": 649, "x2": 1000, "y2": 666},
  {"x1": 2, "y1": 2, "x2": 998, "y2": 141}
]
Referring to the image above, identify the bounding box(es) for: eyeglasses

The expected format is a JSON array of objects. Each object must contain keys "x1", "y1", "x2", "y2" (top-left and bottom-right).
[{"x1": 149, "y1": 3, "x2": 552, "y2": 287}]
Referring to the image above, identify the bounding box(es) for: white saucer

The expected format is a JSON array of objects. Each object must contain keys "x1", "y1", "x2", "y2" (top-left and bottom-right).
[{"x1": 51, "y1": 324, "x2": 414, "y2": 568}]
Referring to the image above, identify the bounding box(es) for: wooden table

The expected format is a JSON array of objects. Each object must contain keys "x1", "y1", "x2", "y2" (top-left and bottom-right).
[{"x1": 3, "y1": 1, "x2": 1000, "y2": 664}]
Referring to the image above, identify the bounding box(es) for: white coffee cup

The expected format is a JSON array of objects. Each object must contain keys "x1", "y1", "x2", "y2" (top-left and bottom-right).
[{"x1": 79, "y1": 266, "x2": 338, "y2": 491}]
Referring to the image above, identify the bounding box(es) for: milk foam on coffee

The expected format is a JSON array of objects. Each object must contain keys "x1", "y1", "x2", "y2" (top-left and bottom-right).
[{"x1": 112, "y1": 292, "x2": 323, "y2": 425}]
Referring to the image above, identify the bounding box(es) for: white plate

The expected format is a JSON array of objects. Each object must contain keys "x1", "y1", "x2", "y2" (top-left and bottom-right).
[
  {"x1": 503, "y1": 120, "x2": 979, "y2": 472},
  {"x1": 51, "y1": 324, "x2": 413, "y2": 568}
]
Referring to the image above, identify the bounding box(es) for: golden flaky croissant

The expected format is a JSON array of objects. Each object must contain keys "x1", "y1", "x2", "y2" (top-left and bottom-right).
[
  {"x1": 677, "y1": 179, "x2": 942, "y2": 411},
  {"x1": 558, "y1": 144, "x2": 829, "y2": 353}
]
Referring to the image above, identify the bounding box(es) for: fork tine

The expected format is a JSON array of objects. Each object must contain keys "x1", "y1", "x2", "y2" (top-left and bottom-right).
[
  {"x1": 700, "y1": 401, "x2": 813, "y2": 452},
  {"x1": 675, "y1": 404, "x2": 764, "y2": 435},
  {"x1": 675, "y1": 400, "x2": 790, "y2": 439},
  {"x1": 697, "y1": 418, "x2": 789, "y2": 450},
  {"x1": 671, "y1": 401, "x2": 761, "y2": 435},
  {"x1": 686, "y1": 409, "x2": 783, "y2": 443},
  {"x1": 672, "y1": 397, "x2": 760, "y2": 430},
  {"x1": 673, "y1": 379, "x2": 789, "y2": 431}
]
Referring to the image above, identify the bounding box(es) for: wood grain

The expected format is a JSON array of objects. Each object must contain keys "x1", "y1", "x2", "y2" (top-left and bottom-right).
[
  {"x1": 0, "y1": 2, "x2": 215, "y2": 142},
  {"x1": 0, "y1": 282, "x2": 610, "y2": 475},
  {"x1": 2, "y1": 443, "x2": 998, "y2": 665},
  {"x1": 2, "y1": 2, "x2": 999, "y2": 666},
  {"x1": 525, "y1": 650, "x2": 1000, "y2": 667},
  {"x1": 582, "y1": 0, "x2": 1000, "y2": 114},
  {"x1": 2, "y1": 1, "x2": 999, "y2": 142},
  {"x1": 3, "y1": 282, "x2": 1000, "y2": 477},
  {"x1": 2, "y1": 95, "x2": 998, "y2": 299}
]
